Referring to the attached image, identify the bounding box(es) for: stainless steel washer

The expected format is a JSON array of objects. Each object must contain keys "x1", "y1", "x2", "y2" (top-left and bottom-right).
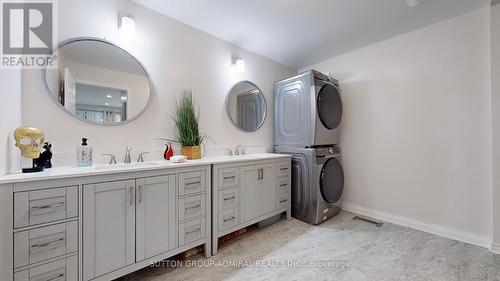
[
  {"x1": 275, "y1": 146, "x2": 344, "y2": 225},
  {"x1": 274, "y1": 70, "x2": 342, "y2": 147}
]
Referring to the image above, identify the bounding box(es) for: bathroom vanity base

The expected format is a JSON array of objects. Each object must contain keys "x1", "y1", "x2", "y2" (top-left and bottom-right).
[
  {"x1": 0, "y1": 154, "x2": 291, "y2": 281},
  {"x1": 212, "y1": 159, "x2": 292, "y2": 255}
]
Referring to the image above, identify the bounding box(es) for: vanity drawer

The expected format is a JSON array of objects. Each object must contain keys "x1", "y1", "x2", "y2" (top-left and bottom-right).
[
  {"x1": 14, "y1": 221, "x2": 78, "y2": 269},
  {"x1": 218, "y1": 188, "x2": 239, "y2": 210},
  {"x1": 277, "y1": 162, "x2": 290, "y2": 177},
  {"x1": 276, "y1": 178, "x2": 289, "y2": 193},
  {"x1": 218, "y1": 208, "x2": 239, "y2": 231},
  {"x1": 14, "y1": 254, "x2": 78, "y2": 281},
  {"x1": 14, "y1": 186, "x2": 78, "y2": 228},
  {"x1": 179, "y1": 217, "x2": 206, "y2": 246},
  {"x1": 277, "y1": 194, "x2": 289, "y2": 210},
  {"x1": 218, "y1": 168, "x2": 239, "y2": 189},
  {"x1": 178, "y1": 171, "x2": 206, "y2": 196},
  {"x1": 178, "y1": 194, "x2": 206, "y2": 221}
]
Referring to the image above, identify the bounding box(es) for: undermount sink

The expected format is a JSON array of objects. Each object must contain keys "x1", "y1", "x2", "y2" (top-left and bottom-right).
[{"x1": 92, "y1": 161, "x2": 160, "y2": 171}]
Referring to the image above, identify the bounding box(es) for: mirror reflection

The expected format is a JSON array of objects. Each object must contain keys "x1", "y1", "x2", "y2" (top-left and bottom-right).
[
  {"x1": 43, "y1": 38, "x2": 151, "y2": 125},
  {"x1": 226, "y1": 81, "x2": 267, "y2": 132}
]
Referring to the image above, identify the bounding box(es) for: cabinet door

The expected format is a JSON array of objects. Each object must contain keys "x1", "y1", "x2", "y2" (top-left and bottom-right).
[
  {"x1": 83, "y1": 180, "x2": 136, "y2": 281},
  {"x1": 136, "y1": 175, "x2": 176, "y2": 261},
  {"x1": 240, "y1": 165, "x2": 260, "y2": 223},
  {"x1": 259, "y1": 164, "x2": 277, "y2": 216}
]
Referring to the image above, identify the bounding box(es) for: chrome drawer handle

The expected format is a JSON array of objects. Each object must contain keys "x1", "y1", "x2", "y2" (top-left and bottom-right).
[
  {"x1": 43, "y1": 273, "x2": 64, "y2": 281},
  {"x1": 31, "y1": 237, "x2": 64, "y2": 249},
  {"x1": 223, "y1": 196, "x2": 236, "y2": 201},
  {"x1": 280, "y1": 167, "x2": 289, "y2": 171},
  {"x1": 31, "y1": 202, "x2": 65, "y2": 210},
  {"x1": 224, "y1": 216, "x2": 235, "y2": 223},
  {"x1": 185, "y1": 204, "x2": 201, "y2": 211},
  {"x1": 185, "y1": 228, "x2": 201, "y2": 236},
  {"x1": 185, "y1": 181, "x2": 201, "y2": 187},
  {"x1": 280, "y1": 184, "x2": 287, "y2": 187},
  {"x1": 223, "y1": 175, "x2": 235, "y2": 180},
  {"x1": 280, "y1": 199, "x2": 288, "y2": 203}
]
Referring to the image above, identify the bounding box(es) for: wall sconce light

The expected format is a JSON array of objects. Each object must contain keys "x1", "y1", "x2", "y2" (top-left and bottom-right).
[
  {"x1": 119, "y1": 15, "x2": 135, "y2": 38},
  {"x1": 232, "y1": 57, "x2": 245, "y2": 73}
]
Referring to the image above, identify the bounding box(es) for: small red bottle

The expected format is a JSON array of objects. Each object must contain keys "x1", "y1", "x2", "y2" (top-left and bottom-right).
[{"x1": 164, "y1": 143, "x2": 174, "y2": 160}]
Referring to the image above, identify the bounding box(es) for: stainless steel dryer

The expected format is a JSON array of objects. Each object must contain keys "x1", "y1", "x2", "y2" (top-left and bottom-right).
[
  {"x1": 275, "y1": 146, "x2": 344, "y2": 225},
  {"x1": 274, "y1": 70, "x2": 342, "y2": 148}
]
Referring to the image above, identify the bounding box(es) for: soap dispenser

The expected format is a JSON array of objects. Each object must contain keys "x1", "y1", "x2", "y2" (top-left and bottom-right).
[{"x1": 77, "y1": 138, "x2": 93, "y2": 167}]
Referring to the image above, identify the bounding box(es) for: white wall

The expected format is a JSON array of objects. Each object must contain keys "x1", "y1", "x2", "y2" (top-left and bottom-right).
[
  {"x1": 0, "y1": 69, "x2": 22, "y2": 176},
  {"x1": 491, "y1": 2, "x2": 500, "y2": 253},
  {"x1": 21, "y1": 0, "x2": 295, "y2": 166},
  {"x1": 304, "y1": 8, "x2": 493, "y2": 247}
]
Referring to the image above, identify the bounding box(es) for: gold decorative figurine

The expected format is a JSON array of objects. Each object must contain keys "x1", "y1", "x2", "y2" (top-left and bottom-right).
[{"x1": 14, "y1": 127, "x2": 45, "y2": 173}]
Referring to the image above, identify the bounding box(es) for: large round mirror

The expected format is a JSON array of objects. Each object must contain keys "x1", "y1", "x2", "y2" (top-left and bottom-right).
[
  {"x1": 42, "y1": 38, "x2": 152, "y2": 125},
  {"x1": 226, "y1": 81, "x2": 267, "y2": 132}
]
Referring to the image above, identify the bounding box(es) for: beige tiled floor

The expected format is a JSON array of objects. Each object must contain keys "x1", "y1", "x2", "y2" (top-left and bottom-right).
[{"x1": 118, "y1": 211, "x2": 500, "y2": 281}]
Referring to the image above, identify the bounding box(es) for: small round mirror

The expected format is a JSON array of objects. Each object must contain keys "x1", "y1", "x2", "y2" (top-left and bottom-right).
[
  {"x1": 226, "y1": 81, "x2": 267, "y2": 132},
  {"x1": 42, "y1": 38, "x2": 152, "y2": 125}
]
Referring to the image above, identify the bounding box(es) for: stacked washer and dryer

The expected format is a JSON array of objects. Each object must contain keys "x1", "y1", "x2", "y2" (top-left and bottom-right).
[{"x1": 274, "y1": 70, "x2": 344, "y2": 225}]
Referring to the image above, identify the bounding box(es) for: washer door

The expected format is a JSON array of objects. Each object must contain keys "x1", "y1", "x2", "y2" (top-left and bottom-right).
[
  {"x1": 317, "y1": 84, "x2": 342, "y2": 130},
  {"x1": 319, "y1": 157, "x2": 344, "y2": 203}
]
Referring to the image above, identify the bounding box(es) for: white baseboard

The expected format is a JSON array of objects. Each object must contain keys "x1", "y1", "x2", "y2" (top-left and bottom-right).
[
  {"x1": 342, "y1": 203, "x2": 492, "y2": 249},
  {"x1": 491, "y1": 243, "x2": 500, "y2": 254}
]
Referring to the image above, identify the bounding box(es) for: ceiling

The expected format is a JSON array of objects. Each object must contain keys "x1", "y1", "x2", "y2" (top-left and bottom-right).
[{"x1": 134, "y1": 0, "x2": 490, "y2": 69}]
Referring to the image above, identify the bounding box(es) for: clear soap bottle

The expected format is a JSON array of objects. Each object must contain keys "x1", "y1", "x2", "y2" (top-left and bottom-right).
[{"x1": 77, "y1": 138, "x2": 93, "y2": 167}]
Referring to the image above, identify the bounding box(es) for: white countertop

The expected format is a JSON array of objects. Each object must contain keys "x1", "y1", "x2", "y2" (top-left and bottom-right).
[{"x1": 0, "y1": 153, "x2": 291, "y2": 185}]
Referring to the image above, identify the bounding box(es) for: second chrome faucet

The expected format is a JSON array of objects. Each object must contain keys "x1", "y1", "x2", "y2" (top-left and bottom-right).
[{"x1": 102, "y1": 146, "x2": 149, "y2": 164}]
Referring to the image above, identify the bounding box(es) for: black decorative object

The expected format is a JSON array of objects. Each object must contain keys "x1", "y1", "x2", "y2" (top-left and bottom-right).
[
  {"x1": 35, "y1": 142, "x2": 53, "y2": 169},
  {"x1": 23, "y1": 159, "x2": 44, "y2": 173}
]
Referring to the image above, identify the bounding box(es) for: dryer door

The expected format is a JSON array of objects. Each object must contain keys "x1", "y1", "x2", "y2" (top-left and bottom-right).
[
  {"x1": 319, "y1": 157, "x2": 344, "y2": 203},
  {"x1": 317, "y1": 84, "x2": 342, "y2": 130}
]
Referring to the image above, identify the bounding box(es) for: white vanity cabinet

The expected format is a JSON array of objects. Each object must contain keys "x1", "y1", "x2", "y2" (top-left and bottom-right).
[{"x1": 212, "y1": 158, "x2": 291, "y2": 255}]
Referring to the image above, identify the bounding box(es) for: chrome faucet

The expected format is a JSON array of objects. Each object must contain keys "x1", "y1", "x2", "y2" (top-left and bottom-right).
[
  {"x1": 137, "y1": 152, "x2": 149, "y2": 162},
  {"x1": 234, "y1": 145, "x2": 246, "y2": 156},
  {"x1": 102, "y1": 154, "x2": 117, "y2": 164},
  {"x1": 124, "y1": 146, "x2": 132, "y2": 163}
]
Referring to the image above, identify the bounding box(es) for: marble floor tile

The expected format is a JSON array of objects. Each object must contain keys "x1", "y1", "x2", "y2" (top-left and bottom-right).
[{"x1": 117, "y1": 211, "x2": 500, "y2": 281}]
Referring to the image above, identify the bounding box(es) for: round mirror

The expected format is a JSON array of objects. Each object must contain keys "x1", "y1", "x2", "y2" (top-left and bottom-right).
[
  {"x1": 226, "y1": 81, "x2": 267, "y2": 132},
  {"x1": 42, "y1": 38, "x2": 152, "y2": 125}
]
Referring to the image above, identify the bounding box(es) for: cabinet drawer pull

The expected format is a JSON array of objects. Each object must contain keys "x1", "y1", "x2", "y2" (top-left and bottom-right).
[
  {"x1": 279, "y1": 183, "x2": 287, "y2": 187},
  {"x1": 223, "y1": 196, "x2": 236, "y2": 201},
  {"x1": 279, "y1": 199, "x2": 288, "y2": 203},
  {"x1": 185, "y1": 181, "x2": 201, "y2": 187},
  {"x1": 185, "y1": 204, "x2": 201, "y2": 211},
  {"x1": 223, "y1": 216, "x2": 235, "y2": 223},
  {"x1": 43, "y1": 273, "x2": 64, "y2": 281},
  {"x1": 31, "y1": 237, "x2": 64, "y2": 250},
  {"x1": 31, "y1": 202, "x2": 65, "y2": 210},
  {"x1": 223, "y1": 175, "x2": 236, "y2": 180},
  {"x1": 185, "y1": 228, "x2": 201, "y2": 236},
  {"x1": 280, "y1": 167, "x2": 288, "y2": 171},
  {"x1": 138, "y1": 185, "x2": 143, "y2": 203}
]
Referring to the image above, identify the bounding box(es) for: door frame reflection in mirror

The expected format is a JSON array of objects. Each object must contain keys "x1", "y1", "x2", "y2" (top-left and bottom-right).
[
  {"x1": 41, "y1": 37, "x2": 153, "y2": 126},
  {"x1": 225, "y1": 80, "x2": 267, "y2": 133}
]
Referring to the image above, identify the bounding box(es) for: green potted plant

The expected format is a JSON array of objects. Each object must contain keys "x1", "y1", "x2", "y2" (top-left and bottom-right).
[{"x1": 172, "y1": 90, "x2": 204, "y2": 160}]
